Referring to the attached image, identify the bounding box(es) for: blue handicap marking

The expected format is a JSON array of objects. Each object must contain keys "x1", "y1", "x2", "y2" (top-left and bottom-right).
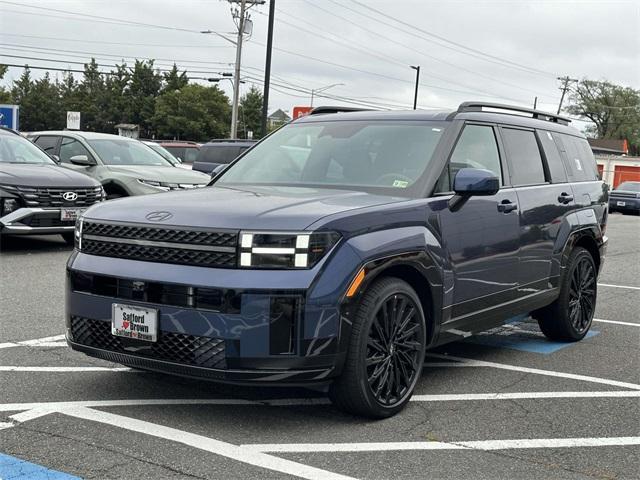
[
  {"x1": 465, "y1": 316, "x2": 599, "y2": 354},
  {"x1": 0, "y1": 453, "x2": 81, "y2": 480}
]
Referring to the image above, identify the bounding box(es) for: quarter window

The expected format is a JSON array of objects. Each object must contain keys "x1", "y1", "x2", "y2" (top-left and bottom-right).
[
  {"x1": 59, "y1": 138, "x2": 93, "y2": 164},
  {"x1": 502, "y1": 128, "x2": 546, "y2": 186},
  {"x1": 553, "y1": 134, "x2": 599, "y2": 182},
  {"x1": 538, "y1": 130, "x2": 567, "y2": 183}
]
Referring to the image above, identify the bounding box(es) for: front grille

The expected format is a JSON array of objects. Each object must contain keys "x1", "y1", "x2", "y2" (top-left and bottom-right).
[
  {"x1": 70, "y1": 316, "x2": 227, "y2": 369},
  {"x1": 82, "y1": 239, "x2": 237, "y2": 268},
  {"x1": 81, "y1": 221, "x2": 239, "y2": 268},
  {"x1": 6, "y1": 185, "x2": 103, "y2": 207},
  {"x1": 83, "y1": 222, "x2": 237, "y2": 247}
]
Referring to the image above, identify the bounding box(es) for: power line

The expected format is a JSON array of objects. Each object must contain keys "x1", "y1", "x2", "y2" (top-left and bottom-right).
[
  {"x1": 299, "y1": 0, "x2": 558, "y2": 100},
  {"x1": 347, "y1": 0, "x2": 557, "y2": 78}
]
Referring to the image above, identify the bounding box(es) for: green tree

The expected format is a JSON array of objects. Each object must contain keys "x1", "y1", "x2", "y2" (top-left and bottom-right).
[
  {"x1": 153, "y1": 84, "x2": 230, "y2": 141},
  {"x1": 127, "y1": 60, "x2": 163, "y2": 137},
  {"x1": 103, "y1": 63, "x2": 131, "y2": 131},
  {"x1": 77, "y1": 59, "x2": 108, "y2": 131},
  {"x1": 11, "y1": 69, "x2": 63, "y2": 131},
  {"x1": 0, "y1": 64, "x2": 11, "y2": 103},
  {"x1": 239, "y1": 85, "x2": 263, "y2": 139},
  {"x1": 162, "y1": 64, "x2": 189, "y2": 93},
  {"x1": 566, "y1": 80, "x2": 640, "y2": 154}
]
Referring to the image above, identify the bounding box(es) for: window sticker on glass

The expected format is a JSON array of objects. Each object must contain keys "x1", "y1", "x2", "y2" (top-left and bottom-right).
[
  {"x1": 392, "y1": 180, "x2": 409, "y2": 188},
  {"x1": 574, "y1": 158, "x2": 583, "y2": 171},
  {"x1": 546, "y1": 131, "x2": 553, "y2": 140},
  {"x1": 432, "y1": 128, "x2": 442, "y2": 132}
]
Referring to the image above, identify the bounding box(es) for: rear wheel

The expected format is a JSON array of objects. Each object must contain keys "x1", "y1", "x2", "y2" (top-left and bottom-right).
[
  {"x1": 329, "y1": 277, "x2": 426, "y2": 418},
  {"x1": 534, "y1": 247, "x2": 597, "y2": 341}
]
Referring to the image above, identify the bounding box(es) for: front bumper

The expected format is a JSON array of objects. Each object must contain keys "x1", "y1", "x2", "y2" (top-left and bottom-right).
[
  {"x1": 0, "y1": 207, "x2": 75, "y2": 235},
  {"x1": 66, "y1": 252, "x2": 349, "y2": 386},
  {"x1": 609, "y1": 198, "x2": 640, "y2": 212}
]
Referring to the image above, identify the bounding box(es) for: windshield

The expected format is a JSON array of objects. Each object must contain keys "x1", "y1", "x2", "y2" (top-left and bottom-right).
[
  {"x1": 146, "y1": 143, "x2": 179, "y2": 164},
  {"x1": 218, "y1": 120, "x2": 447, "y2": 194},
  {"x1": 88, "y1": 139, "x2": 172, "y2": 166},
  {"x1": 0, "y1": 134, "x2": 55, "y2": 165},
  {"x1": 616, "y1": 182, "x2": 640, "y2": 192}
]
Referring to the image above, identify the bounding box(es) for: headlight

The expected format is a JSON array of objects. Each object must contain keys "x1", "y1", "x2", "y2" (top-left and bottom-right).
[
  {"x1": 74, "y1": 216, "x2": 84, "y2": 250},
  {"x1": 239, "y1": 231, "x2": 340, "y2": 269},
  {"x1": 138, "y1": 179, "x2": 170, "y2": 191},
  {"x1": 0, "y1": 198, "x2": 19, "y2": 215}
]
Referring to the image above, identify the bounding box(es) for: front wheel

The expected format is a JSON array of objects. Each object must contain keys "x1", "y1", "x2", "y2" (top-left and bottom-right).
[
  {"x1": 534, "y1": 247, "x2": 597, "y2": 341},
  {"x1": 329, "y1": 277, "x2": 426, "y2": 418}
]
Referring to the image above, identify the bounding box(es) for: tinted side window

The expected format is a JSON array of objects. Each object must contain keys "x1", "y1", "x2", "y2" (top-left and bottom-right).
[
  {"x1": 502, "y1": 128, "x2": 546, "y2": 186},
  {"x1": 184, "y1": 148, "x2": 199, "y2": 163},
  {"x1": 552, "y1": 134, "x2": 598, "y2": 182},
  {"x1": 34, "y1": 136, "x2": 59, "y2": 154},
  {"x1": 199, "y1": 146, "x2": 242, "y2": 165},
  {"x1": 537, "y1": 130, "x2": 567, "y2": 183},
  {"x1": 59, "y1": 137, "x2": 92, "y2": 163},
  {"x1": 446, "y1": 124, "x2": 502, "y2": 189}
]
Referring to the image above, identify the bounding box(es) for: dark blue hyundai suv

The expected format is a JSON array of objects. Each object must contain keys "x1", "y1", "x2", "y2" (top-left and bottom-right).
[{"x1": 66, "y1": 102, "x2": 608, "y2": 418}]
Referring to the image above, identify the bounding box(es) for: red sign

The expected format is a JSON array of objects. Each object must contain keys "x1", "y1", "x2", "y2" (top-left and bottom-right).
[{"x1": 293, "y1": 106, "x2": 313, "y2": 119}]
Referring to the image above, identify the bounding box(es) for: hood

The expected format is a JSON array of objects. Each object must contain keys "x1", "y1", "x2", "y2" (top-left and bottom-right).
[
  {"x1": 105, "y1": 165, "x2": 209, "y2": 183},
  {"x1": 84, "y1": 185, "x2": 407, "y2": 230},
  {"x1": 0, "y1": 163, "x2": 100, "y2": 188}
]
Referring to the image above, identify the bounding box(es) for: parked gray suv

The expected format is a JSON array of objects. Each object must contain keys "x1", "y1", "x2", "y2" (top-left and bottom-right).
[{"x1": 28, "y1": 132, "x2": 209, "y2": 199}]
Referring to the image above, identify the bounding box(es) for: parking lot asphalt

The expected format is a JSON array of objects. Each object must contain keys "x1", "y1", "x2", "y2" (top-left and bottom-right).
[{"x1": 1, "y1": 213, "x2": 639, "y2": 480}]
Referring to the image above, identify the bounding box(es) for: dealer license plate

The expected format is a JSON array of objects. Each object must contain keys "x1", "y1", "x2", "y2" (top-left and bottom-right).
[
  {"x1": 60, "y1": 208, "x2": 85, "y2": 221},
  {"x1": 112, "y1": 304, "x2": 158, "y2": 342},
  {"x1": 617, "y1": 201, "x2": 626, "y2": 207}
]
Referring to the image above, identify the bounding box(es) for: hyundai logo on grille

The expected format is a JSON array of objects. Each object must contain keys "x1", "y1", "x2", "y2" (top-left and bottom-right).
[
  {"x1": 62, "y1": 191, "x2": 78, "y2": 201},
  {"x1": 145, "y1": 211, "x2": 173, "y2": 222}
]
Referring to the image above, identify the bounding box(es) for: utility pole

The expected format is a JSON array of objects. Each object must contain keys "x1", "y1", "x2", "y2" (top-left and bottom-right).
[
  {"x1": 230, "y1": 0, "x2": 247, "y2": 139},
  {"x1": 261, "y1": 0, "x2": 275, "y2": 138},
  {"x1": 410, "y1": 65, "x2": 420, "y2": 110},
  {"x1": 556, "y1": 76, "x2": 578, "y2": 114},
  {"x1": 533, "y1": 96, "x2": 537, "y2": 110}
]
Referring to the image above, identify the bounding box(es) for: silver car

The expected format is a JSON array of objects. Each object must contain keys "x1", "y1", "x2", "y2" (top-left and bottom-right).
[{"x1": 28, "y1": 131, "x2": 209, "y2": 199}]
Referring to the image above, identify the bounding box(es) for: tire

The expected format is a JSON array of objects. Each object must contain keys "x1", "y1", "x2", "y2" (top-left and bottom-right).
[
  {"x1": 329, "y1": 277, "x2": 427, "y2": 418},
  {"x1": 61, "y1": 232, "x2": 75, "y2": 246},
  {"x1": 534, "y1": 247, "x2": 597, "y2": 341}
]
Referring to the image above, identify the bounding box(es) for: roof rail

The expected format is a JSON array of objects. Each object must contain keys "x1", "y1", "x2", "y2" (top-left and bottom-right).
[
  {"x1": 207, "y1": 138, "x2": 256, "y2": 143},
  {"x1": 456, "y1": 101, "x2": 571, "y2": 125},
  {"x1": 308, "y1": 106, "x2": 372, "y2": 116}
]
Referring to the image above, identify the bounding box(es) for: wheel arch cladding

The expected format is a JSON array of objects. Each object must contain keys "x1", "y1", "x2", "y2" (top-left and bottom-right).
[{"x1": 572, "y1": 233, "x2": 601, "y2": 271}]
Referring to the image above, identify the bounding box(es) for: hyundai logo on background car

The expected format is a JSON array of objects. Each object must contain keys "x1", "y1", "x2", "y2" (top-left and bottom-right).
[
  {"x1": 62, "y1": 191, "x2": 78, "y2": 201},
  {"x1": 145, "y1": 211, "x2": 173, "y2": 221}
]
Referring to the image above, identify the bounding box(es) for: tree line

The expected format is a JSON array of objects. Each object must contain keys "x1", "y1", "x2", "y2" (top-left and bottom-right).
[{"x1": 0, "y1": 60, "x2": 265, "y2": 141}]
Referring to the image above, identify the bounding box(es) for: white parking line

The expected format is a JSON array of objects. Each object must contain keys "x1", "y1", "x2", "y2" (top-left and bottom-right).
[
  {"x1": 245, "y1": 436, "x2": 640, "y2": 453},
  {"x1": 598, "y1": 283, "x2": 640, "y2": 291},
  {"x1": 64, "y1": 406, "x2": 356, "y2": 480},
  {"x1": 0, "y1": 366, "x2": 134, "y2": 372},
  {"x1": 1, "y1": 390, "x2": 638, "y2": 414},
  {"x1": 0, "y1": 334, "x2": 66, "y2": 350},
  {"x1": 426, "y1": 353, "x2": 640, "y2": 390},
  {"x1": 594, "y1": 318, "x2": 640, "y2": 327}
]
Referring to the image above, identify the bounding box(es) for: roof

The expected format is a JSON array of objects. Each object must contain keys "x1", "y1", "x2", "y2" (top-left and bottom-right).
[
  {"x1": 588, "y1": 138, "x2": 628, "y2": 155},
  {"x1": 202, "y1": 139, "x2": 256, "y2": 147},
  {"x1": 293, "y1": 104, "x2": 583, "y2": 136},
  {"x1": 28, "y1": 130, "x2": 136, "y2": 141},
  {"x1": 268, "y1": 109, "x2": 291, "y2": 121},
  {"x1": 115, "y1": 123, "x2": 139, "y2": 130},
  {"x1": 157, "y1": 141, "x2": 200, "y2": 148}
]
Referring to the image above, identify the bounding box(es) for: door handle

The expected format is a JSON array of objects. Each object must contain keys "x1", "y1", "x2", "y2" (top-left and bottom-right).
[
  {"x1": 558, "y1": 192, "x2": 574, "y2": 204},
  {"x1": 497, "y1": 199, "x2": 518, "y2": 213}
]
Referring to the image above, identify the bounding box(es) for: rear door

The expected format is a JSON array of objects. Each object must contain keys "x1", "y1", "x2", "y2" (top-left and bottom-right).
[{"x1": 500, "y1": 127, "x2": 574, "y2": 295}]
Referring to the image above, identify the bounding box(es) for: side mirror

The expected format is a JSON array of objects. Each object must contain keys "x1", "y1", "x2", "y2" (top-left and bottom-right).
[
  {"x1": 69, "y1": 154, "x2": 96, "y2": 166},
  {"x1": 453, "y1": 168, "x2": 499, "y2": 196},
  {"x1": 210, "y1": 164, "x2": 227, "y2": 180},
  {"x1": 449, "y1": 168, "x2": 499, "y2": 212}
]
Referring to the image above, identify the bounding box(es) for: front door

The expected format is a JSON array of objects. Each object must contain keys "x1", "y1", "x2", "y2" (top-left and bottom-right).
[{"x1": 436, "y1": 123, "x2": 520, "y2": 331}]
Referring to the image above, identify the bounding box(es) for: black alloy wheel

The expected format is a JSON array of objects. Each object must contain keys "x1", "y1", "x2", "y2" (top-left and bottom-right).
[
  {"x1": 366, "y1": 293, "x2": 423, "y2": 406},
  {"x1": 329, "y1": 277, "x2": 426, "y2": 418},
  {"x1": 568, "y1": 255, "x2": 596, "y2": 334},
  {"x1": 535, "y1": 246, "x2": 597, "y2": 341}
]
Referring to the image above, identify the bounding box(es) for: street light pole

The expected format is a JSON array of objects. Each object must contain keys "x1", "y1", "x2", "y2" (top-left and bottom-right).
[
  {"x1": 230, "y1": 0, "x2": 247, "y2": 139},
  {"x1": 410, "y1": 65, "x2": 420, "y2": 110}
]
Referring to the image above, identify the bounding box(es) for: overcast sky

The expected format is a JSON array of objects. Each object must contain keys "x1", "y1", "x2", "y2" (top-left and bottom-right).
[{"x1": 1, "y1": 0, "x2": 638, "y2": 128}]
